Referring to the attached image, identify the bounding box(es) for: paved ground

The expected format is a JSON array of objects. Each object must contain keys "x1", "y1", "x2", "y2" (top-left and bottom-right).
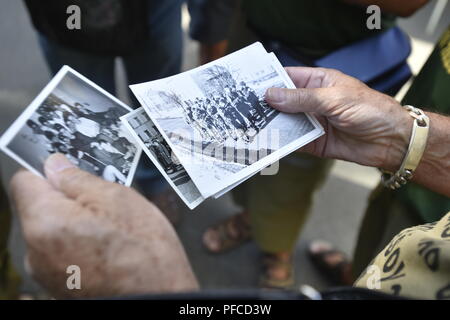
[{"x1": 0, "y1": 0, "x2": 449, "y2": 296}]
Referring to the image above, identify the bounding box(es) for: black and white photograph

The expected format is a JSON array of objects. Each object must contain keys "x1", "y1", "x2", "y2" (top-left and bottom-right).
[
  {"x1": 121, "y1": 108, "x2": 203, "y2": 209},
  {"x1": 0, "y1": 66, "x2": 141, "y2": 186},
  {"x1": 130, "y1": 43, "x2": 324, "y2": 198}
]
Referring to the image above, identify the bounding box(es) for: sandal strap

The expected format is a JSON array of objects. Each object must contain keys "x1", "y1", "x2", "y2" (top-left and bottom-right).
[{"x1": 227, "y1": 212, "x2": 250, "y2": 236}]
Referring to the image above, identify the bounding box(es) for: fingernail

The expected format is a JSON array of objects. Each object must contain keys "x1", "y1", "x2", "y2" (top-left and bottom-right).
[
  {"x1": 45, "y1": 153, "x2": 75, "y2": 174},
  {"x1": 266, "y1": 88, "x2": 286, "y2": 103}
]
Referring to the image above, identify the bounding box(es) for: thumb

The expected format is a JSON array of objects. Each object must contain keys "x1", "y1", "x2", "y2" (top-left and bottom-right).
[
  {"x1": 265, "y1": 87, "x2": 326, "y2": 114},
  {"x1": 44, "y1": 153, "x2": 108, "y2": 199}
]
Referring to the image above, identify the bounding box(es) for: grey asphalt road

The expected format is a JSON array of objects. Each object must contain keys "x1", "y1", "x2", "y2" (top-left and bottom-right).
[{"x1": 0, "y1": 0, "x2": 448, "y2": 297}]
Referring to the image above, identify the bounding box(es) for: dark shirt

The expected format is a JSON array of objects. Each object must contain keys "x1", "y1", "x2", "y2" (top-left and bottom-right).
[
  {"x1": 23, "y1": 0, "x2": 180, "y2": 55},
  {"x1": 242, "y1": 0, "x2": 396, "y2": 59}
]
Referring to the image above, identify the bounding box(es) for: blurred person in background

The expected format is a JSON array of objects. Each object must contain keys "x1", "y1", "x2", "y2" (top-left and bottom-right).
[
  {"x1": 23, "y1": 0, "x2": 184, "y2": 221},
  {"x1": 202, "y1": 0, "x2": 430, "y2": 289},
  {"x1": 0, "y1": 178, "x2": 20, "y2": 299},
  {"x1": 0, "y1": 0, "x2": 234, "y2": 299}
]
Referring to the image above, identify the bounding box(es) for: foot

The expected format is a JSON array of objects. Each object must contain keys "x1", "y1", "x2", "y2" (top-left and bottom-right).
[
  {"x1": 308, "y1": 240, "x2": 353, "y2": 286},
  {"x1": 202, "y1": 211, "x2": 251, "y2": 253},
  {"x1": 260, "y1": 251, "x2": 294, "y2": 290}
]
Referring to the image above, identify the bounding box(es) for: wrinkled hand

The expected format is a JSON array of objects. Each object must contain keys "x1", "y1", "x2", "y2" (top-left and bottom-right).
[
  {"x1": 266, "y1": 67, "x2": 412, "y2": 171},
  {"x1": 10, "y1": 154, "x2": 198, "y2": 299}
]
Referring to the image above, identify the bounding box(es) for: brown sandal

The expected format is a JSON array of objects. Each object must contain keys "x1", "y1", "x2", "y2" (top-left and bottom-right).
[
  {"x1": 260, "y1": 253, "x2": 295, "y2": 290},
  {"x1": 202, "y1": 212, "x2": 251, "y2": 253}
]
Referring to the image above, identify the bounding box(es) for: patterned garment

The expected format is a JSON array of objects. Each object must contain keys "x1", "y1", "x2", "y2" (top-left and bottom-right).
[{"x1": 355, "y1": 211, "x2": 450, "y2": 300}]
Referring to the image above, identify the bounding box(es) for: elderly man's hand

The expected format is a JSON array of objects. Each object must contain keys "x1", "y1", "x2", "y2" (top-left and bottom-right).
[
  {"x1": 266, "y1": 67, "x2": 412, "y2": 172},
  {"x1": 10, "y1": 154, "x2": 198, "y2": 299}
]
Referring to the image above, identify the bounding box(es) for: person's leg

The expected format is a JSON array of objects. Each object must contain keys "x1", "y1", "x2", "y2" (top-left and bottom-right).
[
  {"x1": 0, "y1": 181, "x2": 21, "y2": 299},
  {"x1": 203, "y1": 154, "x2": 333, "y2": 286},
  {"x1": 37, "y1": 34, "x2": 116, "y2": 94},
  {"x1": 122, "y1": 0, "x2": 183, "y2": 93},
  {"x1": 202, "y1": 178, "x2": 252, "y2": 253},
  {"x1": 247, "y1": 155, "x2": 333, "y2": 254},
  {"x1": 246, "y1": 156, "x2": 332, "y2": 288}
]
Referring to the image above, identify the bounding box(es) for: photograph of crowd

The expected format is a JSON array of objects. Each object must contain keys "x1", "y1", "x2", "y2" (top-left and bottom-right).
[
  {"x1": 130, "y1": 43, "x2": 323, "y2": 198},
  {"x1": 1, "y1": 68, "x2": 139, "y2": 186},
  {"x1": 183, "y1": 65, "x2": 279, "y2": 144},
  {"x1": 122, "y1": 108, "x2": 203, "y2": 208}
]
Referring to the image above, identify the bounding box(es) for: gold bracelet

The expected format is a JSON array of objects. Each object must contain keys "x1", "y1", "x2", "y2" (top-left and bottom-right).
[{"x1": 381, "y1": 105, "x2": 430, "y2": 190}]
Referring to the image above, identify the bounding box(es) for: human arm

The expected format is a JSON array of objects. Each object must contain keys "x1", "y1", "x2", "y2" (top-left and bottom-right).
[
  {"x1": 265, "y1": 67, "x2": 450, "y2": 197},
  {"x1": 10, "y1": 154, "x2": 199, "y2": 298}
]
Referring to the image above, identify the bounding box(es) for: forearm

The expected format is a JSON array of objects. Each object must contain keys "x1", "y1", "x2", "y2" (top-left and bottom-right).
[
  {"x1": 342, "y1": 0, "x2": 429, "y2": 17},
  {"x1": 412, "y1": 112, "x2": 450, "y2": 197}
]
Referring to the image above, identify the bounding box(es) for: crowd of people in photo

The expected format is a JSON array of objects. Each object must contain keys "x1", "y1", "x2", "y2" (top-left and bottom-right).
[
  {"x1": 26, "y1": 95, "x2": 136, "y2": 184},
  {"x1": 181, "y1": 81, "x2": 276, "y2": 144}
]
